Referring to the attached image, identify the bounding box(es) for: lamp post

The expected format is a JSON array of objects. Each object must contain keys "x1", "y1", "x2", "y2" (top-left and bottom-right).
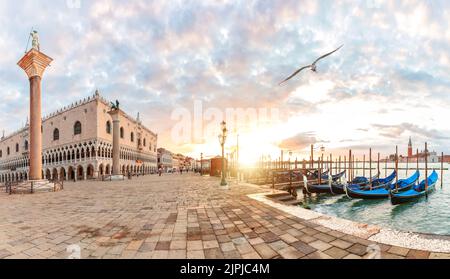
[
  {"x1": 236, "y1": 134, "x2": 240, "y2": 182},
  {"x1": 218, "y1": 121, "x2": 228, "y2": 187},
  {"x1": 200, "y1": 153, "x2": 203, "y2": 176}
]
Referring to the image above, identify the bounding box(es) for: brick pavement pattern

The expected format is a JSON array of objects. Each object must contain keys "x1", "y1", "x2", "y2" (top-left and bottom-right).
[{"x1": 0, "y1": 174, "x2": 448, "y2": 259}]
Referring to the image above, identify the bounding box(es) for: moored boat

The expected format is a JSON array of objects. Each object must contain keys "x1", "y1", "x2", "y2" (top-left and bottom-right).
[
  {"x1": 333, "y1": 171, "x2": 395, "y2": 195},
  {"x1": 390, "y1": 170, "x2": 438, "y2": 205},
  {"x1": 304, "y1": 181, "x2": 344, "y2": 194},
  {"x1": 351, "y1": 173, "x2": 380, "y2": 186},
  {"x1": 345, "y1": 171, "x2": 419, "y2": 199},
  {"x1": 322, "y1": 170, "x2": 346, "y2": 182},
  {"x1": 360, "y1": 171, "x2": 397, "y2": 190}
]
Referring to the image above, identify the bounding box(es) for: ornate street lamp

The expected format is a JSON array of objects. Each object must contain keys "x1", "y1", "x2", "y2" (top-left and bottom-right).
[
  {"x1": 218, "y1": 121, "x2": 228, "y2": 187},
  {"x1": 200, "y1": 152, "x2": 203, "y2": 176}
]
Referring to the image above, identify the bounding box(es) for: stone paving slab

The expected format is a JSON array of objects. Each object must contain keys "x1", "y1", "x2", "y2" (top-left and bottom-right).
[{"x1": 0, "y1": 174, "x2": 439, "y2": 259}]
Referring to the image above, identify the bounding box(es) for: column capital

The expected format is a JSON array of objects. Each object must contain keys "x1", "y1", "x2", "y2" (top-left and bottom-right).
[
  {"x1": 108, "y1": 109, "x2": 121, "y2": 120},
  {"x1": 17, "y1": 49, "x2": 53, "y2": 79}
]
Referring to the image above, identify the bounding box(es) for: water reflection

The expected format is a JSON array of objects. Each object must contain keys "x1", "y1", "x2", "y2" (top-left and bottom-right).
[{"x1": 296, "y1": 163, "x2": 450, "y2": 235}]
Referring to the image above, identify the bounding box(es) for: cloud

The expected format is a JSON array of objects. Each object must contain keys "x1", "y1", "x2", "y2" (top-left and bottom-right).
[
  {"x1": 0, "y1": 0, "x2": 450, "y2": 157},
  {"x1": 278, "y1": 132, "x2": 317, "y2": 150},
  {"x1": 372, "y1": 123, "x2": 450, "y2": 140}
]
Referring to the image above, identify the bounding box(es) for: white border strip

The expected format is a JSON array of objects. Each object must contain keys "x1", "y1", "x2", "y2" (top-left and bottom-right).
[{"x1": 248, "y1": 192, "x2": 450, "y2": 253}]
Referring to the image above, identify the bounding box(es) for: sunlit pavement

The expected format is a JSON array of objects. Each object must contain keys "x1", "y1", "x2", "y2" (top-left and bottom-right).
[{"x1": 0, "y1": 173, "x2": 448, "y2": 259}]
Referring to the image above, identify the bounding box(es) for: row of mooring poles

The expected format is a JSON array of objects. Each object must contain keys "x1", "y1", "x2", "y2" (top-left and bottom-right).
[{"x1": 267, "y1": 142, "x2": 444, "y2": 189}]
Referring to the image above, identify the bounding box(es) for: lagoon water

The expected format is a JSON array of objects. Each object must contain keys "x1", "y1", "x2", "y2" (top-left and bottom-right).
[{"x1": 301, "y1": 163, "x2": 450, "y2": 236}]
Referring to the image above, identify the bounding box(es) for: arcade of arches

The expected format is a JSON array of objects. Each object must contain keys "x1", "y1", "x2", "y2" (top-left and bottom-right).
[{"x1": 0, "y1": 139, "x2": 157, "y2": 183}]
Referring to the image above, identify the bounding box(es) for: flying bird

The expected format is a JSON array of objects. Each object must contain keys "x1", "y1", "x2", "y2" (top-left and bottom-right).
[{"x1": 279, "y1": 45, "x2": 343, "y2": 85}]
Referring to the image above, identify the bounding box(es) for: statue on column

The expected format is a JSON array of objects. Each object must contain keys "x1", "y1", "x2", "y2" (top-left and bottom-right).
[
  {"x1": 110, "y1": 100, "x2": 120, "y2": 111},
  {"x1": 30, "y1": 30, "x2": 40, "y2": 51}
]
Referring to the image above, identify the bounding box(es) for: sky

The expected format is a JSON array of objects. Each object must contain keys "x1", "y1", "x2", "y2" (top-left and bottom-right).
[{"x1": 0, "y1": 0, "x2": 450, "y2": 165}]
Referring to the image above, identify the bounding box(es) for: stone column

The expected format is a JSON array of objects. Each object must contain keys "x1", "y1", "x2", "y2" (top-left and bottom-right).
[
  {"x1": 17, "y1": 49, "x2": 52, "y2": 181},
  {"x1": 108, "y1": 109, "x2": 121, "y2": 175}
]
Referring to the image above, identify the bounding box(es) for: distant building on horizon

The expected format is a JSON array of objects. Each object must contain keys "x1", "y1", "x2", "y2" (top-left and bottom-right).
[
  {"x1": 157, "y1": 148, "x2": 173, "y2": 172},
  {"x1": 387, "y1": 137, "x2": 443, "y2": 163}
]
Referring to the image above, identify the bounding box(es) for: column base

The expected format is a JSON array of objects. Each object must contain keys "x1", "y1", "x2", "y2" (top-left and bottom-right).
[
  {"x1": 103, "y1": 175, "x2": 125, "y2": 181},
  {"x1": 219, "y1": 180, "x2": 229, "y2": 190}
]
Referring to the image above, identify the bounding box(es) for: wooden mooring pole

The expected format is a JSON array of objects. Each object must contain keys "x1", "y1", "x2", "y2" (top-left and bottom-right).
[
  {"x1": 425, "y1": 142, "x2": 428, "y2": 197},
  {"x1": 353, "y1": 154, "x2": 355, "y2": 181},
  {"x1": 385, "y1": 156, "x2": 388, "y2": 177},
  {"x1": 349, "y1": 150, "x2": 352, "y2": 182},
  {"x1": 441, "y1": 152, "x2": 444, "y2": 189},
  {"x1": 395, "y1": 146, "x2": 399, "y2": 191},
  {"x1": 330, "y1": 154, "x2": 333, "y2": 176},
  {"x1": 321, "y1": 153, "x2": 324, "y2": 179},
  {"x1": 406, "y1": 156, "x2": 409, "y2": 176},
  {"x1": 363, "y1": 154, "x2": 366, "y2": 177},
  {"x1": 339, "y1": 156, "x2": 341, "y2": 173},
  {"x1": 344, "y1": 156, "x2": 347, "y2": 181},
  {"x1": 318, "y1": 156, "x2": 322, "y2": 185},
  {"x1": 369, "y1": 148, "x2": 372, "y2": 190},
  {"x1": 377, "y1": 153, "x2": 380, "y2": 176},
  {"x1": 416, "y1": 149, "x2": 419, "y2": 172}
]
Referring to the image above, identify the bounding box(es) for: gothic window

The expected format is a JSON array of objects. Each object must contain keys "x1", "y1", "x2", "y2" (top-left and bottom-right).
[
  {"x1": 53, "y1": 128, "x2": 60, "y2": 141},
  {"x1": 143, "y1": 138, "x2": 146, "y2": 147},
  {"x1": 74, "y1": 121, "x2": 82, "y2": 135},
  {"x1": 0, "y1": 150, "x2": 2, "y2": 158},
  {"x1": 24, "y1": 140, "x2": 29, "y2": 151},
  {"x1": 131, "y1": 132, "x2": 134, "y2": 142},
  {"x1": 106, "y1": 121, "x2": 111, "y2": 134},
  {"x1": 15, "y1": 143, "x2": 19, "y2": 153},
  {"x1": 7, "y1": 147, "x2": 10, "y2": 155},
  {"x1": 120, "y1": 127, "x2": 124, "y2": 139}
]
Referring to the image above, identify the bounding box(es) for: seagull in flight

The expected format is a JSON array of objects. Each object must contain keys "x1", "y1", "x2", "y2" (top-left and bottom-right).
[{"x1": 279, "y1": 45, "x2": 343, "y2": 85}]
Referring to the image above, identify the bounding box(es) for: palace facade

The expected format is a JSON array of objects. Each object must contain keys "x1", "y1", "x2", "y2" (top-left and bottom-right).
[{"x1": 0, "y1": 91, "x2": 158, "y2": 183}]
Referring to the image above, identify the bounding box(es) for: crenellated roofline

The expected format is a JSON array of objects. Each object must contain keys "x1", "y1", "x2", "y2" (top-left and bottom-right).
[{"x1": 1, "y1": 90, "x2": 158, "y2": 143}]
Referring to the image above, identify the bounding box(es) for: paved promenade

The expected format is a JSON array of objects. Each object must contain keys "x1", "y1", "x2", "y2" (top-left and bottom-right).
[{"x1": 0, "y1": 174, "x2": 448, "y2": 259}]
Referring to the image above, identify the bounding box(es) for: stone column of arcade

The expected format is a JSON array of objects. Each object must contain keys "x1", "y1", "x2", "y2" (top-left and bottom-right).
[
  {"x1": 17, "y1": 42, "x2": 56, "y2": 192},
  {"x1": 107, "y1": 108, "x2": 124, "y2": 181}
]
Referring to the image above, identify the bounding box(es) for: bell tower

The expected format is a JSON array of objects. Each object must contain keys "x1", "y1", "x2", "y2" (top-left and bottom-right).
[{"x1": 408, "y1": 137, "x2": 413, "y2": 157}]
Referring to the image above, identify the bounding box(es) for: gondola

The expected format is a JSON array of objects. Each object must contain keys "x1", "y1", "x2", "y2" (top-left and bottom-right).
[
  {"x1": 312, "y1": 170, "x2": 329, "y2": 179},
  {"x1": 351, "y1": 173, "x2": 380, "y2": 186},
  {"x1": 345, "y1": 171, "x2": 419, "y2": 199},
  {"x1": 332, "y1": 171, "x2": 392, "y2": 194},
  {"x1": 283, "y1": 169, "x2": 329, "y2": 181},
  {"x1": 304, "y1": 181, "x2": 344, "y2": 194},
  {"x1": 390, "y1": 170, "x2": 438, "y2": 205},
  {"x1": 303, "y1": 172, "x2": 346, "y2": 194},
  {"x1": 360, "y1": 171, "x2": 397, "y2": 190},
  {"x1": 322, "y1": 170, "x2": 346, "y2": 182}
]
